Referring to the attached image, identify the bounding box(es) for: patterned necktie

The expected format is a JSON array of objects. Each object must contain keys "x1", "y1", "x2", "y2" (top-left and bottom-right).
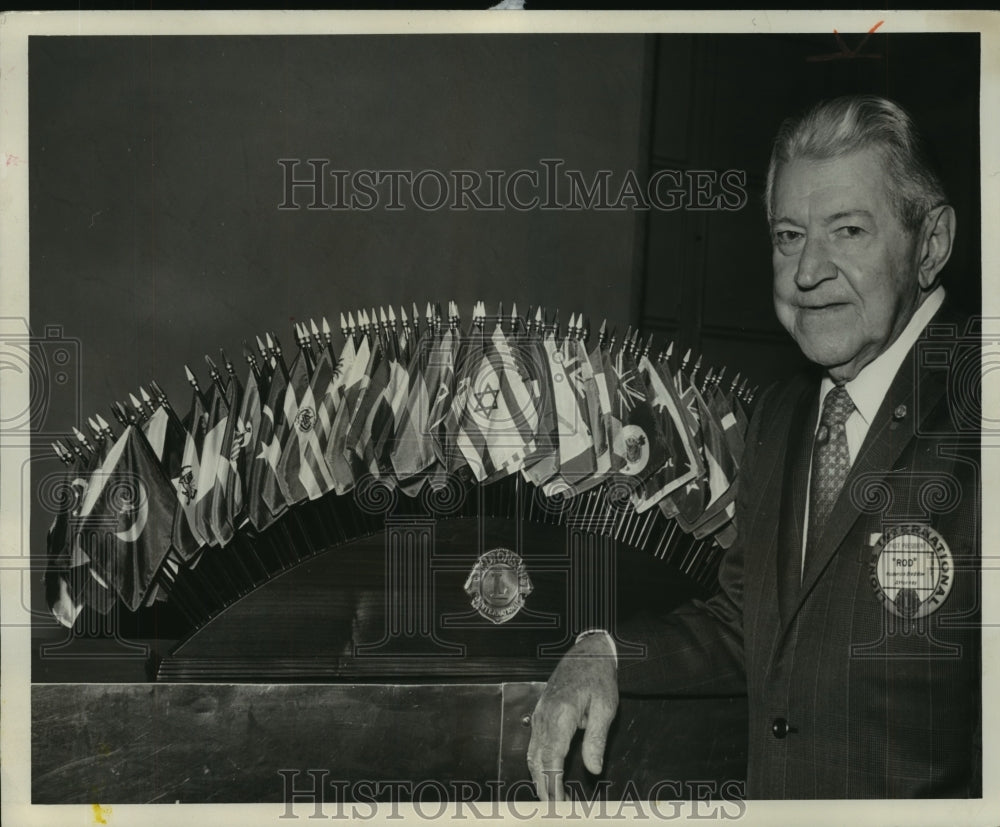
[{"x1": 806, "y1": 385, "x2": 855, "y2": 559}]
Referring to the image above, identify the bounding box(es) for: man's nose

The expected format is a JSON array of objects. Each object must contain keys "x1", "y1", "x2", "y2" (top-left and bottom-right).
[{"x1": 794, "y1": 234, "x2": 836, "y2": 288}]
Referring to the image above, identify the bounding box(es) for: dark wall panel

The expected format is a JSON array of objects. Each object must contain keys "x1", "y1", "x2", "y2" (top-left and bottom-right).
[{"x1": 30, "y1": 35, "x2": 647, "y2": 410}]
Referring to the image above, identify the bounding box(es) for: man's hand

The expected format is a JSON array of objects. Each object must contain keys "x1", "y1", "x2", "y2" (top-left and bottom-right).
[{"x1": 526, "y1": 632, "x2": 619, "y2": 801}]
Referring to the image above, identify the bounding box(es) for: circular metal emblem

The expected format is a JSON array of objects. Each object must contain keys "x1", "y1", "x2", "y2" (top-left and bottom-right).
[
  {"x1": 463, "y1": 547, "x2": 533, "y2": 624},
  {"x1": 294, "y1": 407, "x2": 315, "y2": 432},
  {"x1": 869, "y1": 524, "x2": 954, "y2": 619}
]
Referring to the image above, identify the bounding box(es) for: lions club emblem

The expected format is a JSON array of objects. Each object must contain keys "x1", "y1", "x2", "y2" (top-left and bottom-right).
[
  {"x1": 869, "y1": 524, "x2": 954, "y2": 620},
  {"x1": 464, "y1": 548, "x2": 533, "y2": 624}
]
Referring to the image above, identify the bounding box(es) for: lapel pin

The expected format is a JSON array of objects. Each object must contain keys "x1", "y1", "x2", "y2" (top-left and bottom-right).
[{"x1": 893, "y1": 404, "x2": 907, "y2": 421}]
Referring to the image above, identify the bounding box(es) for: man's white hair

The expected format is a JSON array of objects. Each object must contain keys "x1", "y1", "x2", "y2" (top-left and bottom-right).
[{"x1": 765, "y1": 95, "x2": 948, "y2": 233}]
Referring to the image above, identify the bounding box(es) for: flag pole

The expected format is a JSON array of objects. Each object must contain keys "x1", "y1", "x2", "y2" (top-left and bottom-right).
[
  {"x1": 184, "y1": 364, "x2": 209, "y2": 408},
  {"x1": 110, "y1": 401, "x2": 129, "y2": 429},
  {"x1": 96, "y1": 414, "x2": 116, "y2": 442},
  {"x1": 86, "y1": 416, "x2": 105, "y2": 446},
  {"x1": 321, "y1": 317, "x2": 338, "y2": 366},
  {"x1": 220, "y1": 348, "x2": 237, "y2": 382},
  {"x1": 204, "y1": 355, "x2": 228, "y2": 395},
  {"x1": 71, "y1": 425, "x2": 94, "y2": 459},
  {"x1": 269, "y1": 332, "x2": 291, "y2": 382}
]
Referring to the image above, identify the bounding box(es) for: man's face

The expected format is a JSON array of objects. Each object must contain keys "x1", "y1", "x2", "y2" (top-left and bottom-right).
[{"x1": 771, "y1": 147, "x2": 924, "y2": 383}]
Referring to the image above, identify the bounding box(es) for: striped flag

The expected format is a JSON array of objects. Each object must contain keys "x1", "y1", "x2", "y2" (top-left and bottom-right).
[
  {"x1": 682, "y1": 381, "x2": 739, "y2": 536},
  {"x1": 630, "y1": 354, "x2": 703, "y2": 512},
  {"x1": 310, "y1": 345, "x2": 346, "y2": 457},
  {"x1": 544, "y1": 334, "x2": 606, "y2": 495},
  {"x1": 369, "y1": 338, "x2": 411, "y2": 480},
  {"x1": 246, "y1": 358, "x2": 290, "y2": 530},
  {"x1": 171, "y1": 390, "x2": 213, "y2": 557},
  {"x1": 519, "y1": 324, "x2": 559, "y2": 486},
  {"x1": 344, "y1": 337, "x2": 391, "y2": 473},
  {"x1": 391, "y1": 327, "x2": 442, "y2": 481},
  {"x1": 324, "y1": 333, "x2": 374, "y2": 494},
  {"x1": 427, "y1": 325, "x2": 462, "y2": 470},
  {"x1": 276, "y1": 348, "x2": 336, "y2": 502},
  {"x1": 195, "y1": 383, "x2": 232, "y2": 548},
  {"x1": 206, "y1": 371, "x2": 243, "y2": 547},
  {"x1": 444, "y1": 326, "x2": 492, "y2": 479},
  {"x1": 589, "y1": 339, "x2": 616, "y2": 477},
  {"x1": 482, "y1": 322, "x2": 539, "y2": 481},
  {"x1": 142, "y1": 404, "x2": 174, "y2": 463},
  {"x1": 226, "y1": 364, "x2": 261, "y2": 530},
  {"x1": 658, "y1": 370, "x2": 709, "y2": 525},
  {"x1": 143, "y1": 395, "x2": 199, "y2": 598},
  {"x1": 541, "y1": 332, "x2": 595, "y2": 493}
]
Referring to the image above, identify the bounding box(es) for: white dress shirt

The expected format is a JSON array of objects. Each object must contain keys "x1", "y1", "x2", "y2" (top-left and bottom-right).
[{"x1": 801, "y1": 286, "x2": 945, "y2": 574}]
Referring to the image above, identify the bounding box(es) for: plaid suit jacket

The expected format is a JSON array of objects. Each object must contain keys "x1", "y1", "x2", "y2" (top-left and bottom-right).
[{"x1": 618, "y1": 307, "x2": 981, "y2": 798}]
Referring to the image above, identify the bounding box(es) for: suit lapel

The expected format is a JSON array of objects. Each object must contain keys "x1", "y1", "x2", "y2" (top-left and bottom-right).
[
  {"x1": 795, "y1": 341, "x2": 948, "y2": 612},
  {"x1": 776, "y1": 382, "x2": 818, "y2": 626}
]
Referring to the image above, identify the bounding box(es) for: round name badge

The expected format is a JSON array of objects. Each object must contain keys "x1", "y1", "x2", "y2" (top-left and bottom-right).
[{"x1": 869, "y1": 524, "x2": 954, "y2": 619}]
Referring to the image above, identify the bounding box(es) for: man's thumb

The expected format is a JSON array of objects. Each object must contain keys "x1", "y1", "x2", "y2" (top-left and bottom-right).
[{"x1": 579, "y1": 696, "x2": 615, "y2": 775}]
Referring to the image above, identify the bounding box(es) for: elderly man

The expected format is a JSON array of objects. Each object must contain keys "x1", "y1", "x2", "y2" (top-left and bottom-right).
[{"x1": 527, "y1": 95, "x2": 980, "y2": 799}]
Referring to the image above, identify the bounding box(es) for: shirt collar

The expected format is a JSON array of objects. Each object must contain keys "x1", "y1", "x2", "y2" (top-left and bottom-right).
[{"x1": 818, "y1": 286, "x2": 946, "y2": 427}]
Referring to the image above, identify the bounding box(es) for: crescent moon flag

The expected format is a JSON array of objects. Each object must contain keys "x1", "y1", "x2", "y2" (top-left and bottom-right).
[{"x1": 74, "y1": 426, "x2": 176, "y2": 612}]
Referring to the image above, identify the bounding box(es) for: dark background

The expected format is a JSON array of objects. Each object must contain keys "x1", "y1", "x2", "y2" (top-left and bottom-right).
[{"x1": 28, "y1": 31, "x2": 981, "y2": 650}]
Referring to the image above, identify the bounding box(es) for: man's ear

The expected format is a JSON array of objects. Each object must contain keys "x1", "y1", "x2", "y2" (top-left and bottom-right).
[{"x1": 917, "y1": 205, "x2": 956, "y2": 290}]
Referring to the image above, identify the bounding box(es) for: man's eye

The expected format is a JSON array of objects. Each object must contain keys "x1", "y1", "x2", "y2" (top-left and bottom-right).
[
  {"x1": 773, "y1": 230, "x2": 802, "y2": 245},
  {"x1": 835, "y1": 225, "x2": 866, "y2": 239}
]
